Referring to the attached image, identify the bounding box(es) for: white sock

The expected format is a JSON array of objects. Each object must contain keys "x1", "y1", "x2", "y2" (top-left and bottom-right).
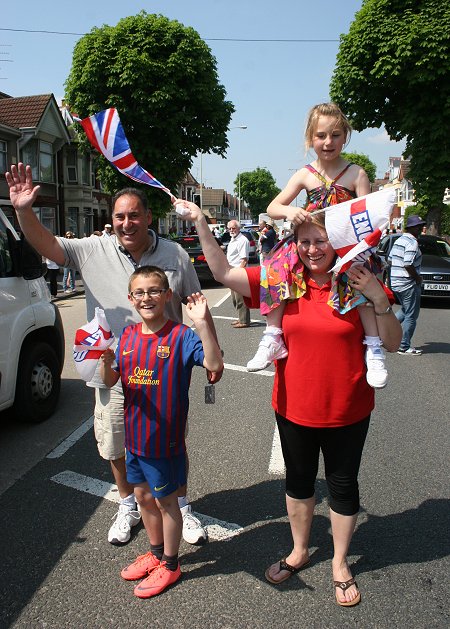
[
  {"x1": 364, "y1": 335, "x2": 382, "y2": 348},
  {"x1": 265, "y1": 326, "x2": 283, "y2": 336},
  {"x1": 121, "y1": 493, "x2": 136, "y2": 509},
  {"x1": 178, "y1": 496, "x2": 188, "y2": 509}
]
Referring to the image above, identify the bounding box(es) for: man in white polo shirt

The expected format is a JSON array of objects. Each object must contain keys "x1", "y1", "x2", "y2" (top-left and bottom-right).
[{"x1": 226, "y1": 220, "x2": 250, "y2": 328}]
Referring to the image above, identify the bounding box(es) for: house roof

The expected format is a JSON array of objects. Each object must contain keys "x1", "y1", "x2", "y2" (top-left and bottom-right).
[
  {"x1": 183, "y1": 170, "x2": 199, "y2": 186},
  {"x1": 398, "y1": 159, "x2": 410, "y2": 180},
  {"x1": 371, "y1": 177, "x2": 389, "y2": 191},
  {"x1": 0, "y1": 94, "x2": 54, "y2": 129},
  {"x1": 201, "y1": 188, "x2": 226, "y2": 206}
]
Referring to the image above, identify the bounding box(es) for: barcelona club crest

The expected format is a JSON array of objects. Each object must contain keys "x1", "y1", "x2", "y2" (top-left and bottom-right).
[{"x1": 157, "y1": 345, "x2": 170, "y2": 359}]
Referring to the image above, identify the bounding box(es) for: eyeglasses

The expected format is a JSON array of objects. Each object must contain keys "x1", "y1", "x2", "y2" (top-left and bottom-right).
[{"x1": 130, "y1": 289, "x2": 168, "y2": 300}]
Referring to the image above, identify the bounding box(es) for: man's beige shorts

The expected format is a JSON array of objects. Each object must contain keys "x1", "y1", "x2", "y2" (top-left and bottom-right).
[
  {"x1": 94, "y1": 387, "x2": 125, "y2": 460},
  {"x1": 93, "y1": 387, "x2": 190, "y2": 461}
]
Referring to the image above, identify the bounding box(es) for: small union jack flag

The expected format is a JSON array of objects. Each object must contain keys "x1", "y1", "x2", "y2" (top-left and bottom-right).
[{"x1": 74, "y1": 108, "x2": 174, "y2": 199}]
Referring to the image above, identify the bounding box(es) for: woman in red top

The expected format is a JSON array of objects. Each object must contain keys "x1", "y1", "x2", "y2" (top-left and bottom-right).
[{"x1": 175, "y1": 198, "x2": 401, "y2": 607}]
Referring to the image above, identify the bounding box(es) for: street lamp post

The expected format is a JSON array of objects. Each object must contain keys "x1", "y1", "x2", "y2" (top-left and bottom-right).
[
  {"x1": 198, "y1": 125, "x2": 247, "y2": 221},
  {"x1": 238, "y1": 172, "x2": 241, "y2": 223},
  {"x1": 288, "y1": 168, "x2": 299, "y2": 206},
  {"x1": 200, "y1": 152, "x2": 203, "y2": 209},
  {"x1": 230, "y1": 125, "x2": 247, "y2": 224}
]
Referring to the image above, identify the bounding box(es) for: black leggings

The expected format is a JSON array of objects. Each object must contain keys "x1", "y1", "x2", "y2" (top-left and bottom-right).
[{"x1": 276, "y1": 413, "x2": 370, "y2": 516}]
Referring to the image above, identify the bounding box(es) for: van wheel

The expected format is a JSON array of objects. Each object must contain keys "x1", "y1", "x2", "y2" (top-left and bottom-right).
[{"x1": 13, "y1": 342, "x2": 61, "y2": 423}]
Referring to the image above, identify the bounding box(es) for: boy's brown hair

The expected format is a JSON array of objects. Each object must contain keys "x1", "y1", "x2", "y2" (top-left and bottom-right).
[{"x1": 128, "y1": 265, "x2": 169, "y2": 293}]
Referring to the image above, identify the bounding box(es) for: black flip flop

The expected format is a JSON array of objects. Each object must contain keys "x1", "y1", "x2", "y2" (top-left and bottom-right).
[
  {"x1": 334, "y1": 577, "x2": 361, "y2": 607},
  {"x1": 265, "y1": 557, "x2": 311, "y2": 584}
]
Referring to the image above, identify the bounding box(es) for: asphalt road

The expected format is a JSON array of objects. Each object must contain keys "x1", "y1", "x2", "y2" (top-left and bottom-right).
[{"x1": 0, "y1": 286, "x2": 449, "y2": 629}]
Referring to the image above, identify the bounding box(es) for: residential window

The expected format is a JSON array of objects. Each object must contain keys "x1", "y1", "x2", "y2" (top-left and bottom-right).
[
  {"x1": 81, "y1": 155, "x2": 90, "y2": 185},
  {"x1": 22, "y1": 141, "x2": 39, "y2": 180},
  {"x1": 66, "y1": 150, "x2": 78, "y2": 183},
  {"x1": 40, "y1": 207, "x2": 56, "y2": 234},
  {"x1": 0, "y1": 140, "x2": 7, "y2": 174},
  {"x1": 83, "y1": 207, "x2": 93, "y2": 236},
  {"x1": 67, "y1": 207, "x2": 79, "y2": 236},
  {"x1": 0, "y1": 217, "x2": 13, "y2": 277},
  {"x1": 21, "y1": 140, "x2": 54, "y2": 182},
  {"x1": 40, "y1": 141, "x2": 53, "y2": 182}
]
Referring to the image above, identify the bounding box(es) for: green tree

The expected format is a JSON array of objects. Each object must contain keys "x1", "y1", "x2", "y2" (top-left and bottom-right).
[
  {"x1": 341, "y1": 151, "x2": 376, "y2": 183},
  {"x1": 330, "y1": 0, "x2": 450, "y2": 234},
  {"x1": 234, "y1": 168, "x2": 280, "y2": 219},
  {"x1": 65, "y1": 12, "x2": 234, "y2": 218}
]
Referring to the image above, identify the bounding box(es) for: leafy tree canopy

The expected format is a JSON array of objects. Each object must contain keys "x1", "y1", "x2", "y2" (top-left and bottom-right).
[
  {"x1": 65, "y1": 11, "x2": 234, "y2": 218},
  {"x1": 330, "y1": 0, "x2": 450, "y2": 233},
  {"x1": 234, "y1": 168, "x2": 280, "y2": 219},
  {"x1": 341, "y1": 151, "x2": 376, "y2": 183}
]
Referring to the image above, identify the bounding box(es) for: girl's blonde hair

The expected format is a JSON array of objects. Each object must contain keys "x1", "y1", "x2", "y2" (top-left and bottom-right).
[{"x1": 304, "y1": 102, "x2": 352, "y2": 151}]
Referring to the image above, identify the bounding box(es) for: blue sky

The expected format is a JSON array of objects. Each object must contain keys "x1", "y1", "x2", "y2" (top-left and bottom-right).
[{"x1": 1, "y1": 0, "x2": 405, "y2": 195}]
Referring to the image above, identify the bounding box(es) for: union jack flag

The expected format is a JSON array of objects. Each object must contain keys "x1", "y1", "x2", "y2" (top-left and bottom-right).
[{"x1": 74, "y1": 108, "x2": 173, "y2": 199}]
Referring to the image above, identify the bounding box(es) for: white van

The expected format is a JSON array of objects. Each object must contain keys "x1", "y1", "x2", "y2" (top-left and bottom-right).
[{"x1": 0, "y1": 209, "x2": 64, "y2": 423}]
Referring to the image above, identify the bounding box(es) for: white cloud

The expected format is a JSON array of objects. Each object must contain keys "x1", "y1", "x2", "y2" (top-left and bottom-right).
[{"x1": 367, "y1": 129, "x2": 395, "y2": 145}]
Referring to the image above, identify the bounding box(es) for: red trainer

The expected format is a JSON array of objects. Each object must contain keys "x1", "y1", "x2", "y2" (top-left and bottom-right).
[
  {"x1": 120, "y1": 552, "x2": 160, "y2": 581},
  {"x1": 134, "y1": 561, "x2": 181, "y2": 598}
]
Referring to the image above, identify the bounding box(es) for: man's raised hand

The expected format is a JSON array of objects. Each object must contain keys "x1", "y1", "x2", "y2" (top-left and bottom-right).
[{"x1": 6, "y1": 163, "x2": 41, "y2": 211}]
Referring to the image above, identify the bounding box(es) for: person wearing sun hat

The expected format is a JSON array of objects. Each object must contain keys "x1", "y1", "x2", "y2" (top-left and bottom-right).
[
  {"x1": 102, "y1": 223, "x2": 113, "y2": 238},
  {"x1": 388, "y1": 214, "x2": 426, "y2": 355}
]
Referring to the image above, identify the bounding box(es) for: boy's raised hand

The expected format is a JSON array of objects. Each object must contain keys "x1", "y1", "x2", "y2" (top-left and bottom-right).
[{"x1": 185, "y1": 292, "x2": 208, "y2": 322}]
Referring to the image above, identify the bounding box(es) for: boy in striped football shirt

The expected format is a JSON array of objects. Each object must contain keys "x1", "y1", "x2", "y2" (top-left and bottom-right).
[{"x1": 100, "y1": 265, "x2": 223, "y2": 598}]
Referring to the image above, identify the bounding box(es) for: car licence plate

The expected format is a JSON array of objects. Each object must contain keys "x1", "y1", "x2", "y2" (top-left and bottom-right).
[{"x1": 423, "y1": 283, "x2": 450, "y2": 291}]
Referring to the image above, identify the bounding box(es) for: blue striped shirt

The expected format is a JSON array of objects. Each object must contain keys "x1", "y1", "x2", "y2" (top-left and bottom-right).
[{"x1": 388, "y1": 233, "x2": 422, "y2": 292}]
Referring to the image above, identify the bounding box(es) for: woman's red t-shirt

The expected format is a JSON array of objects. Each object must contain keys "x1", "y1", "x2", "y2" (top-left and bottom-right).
[{"x1": 245, "y1": 266, "x2": 374, "y2": 428}]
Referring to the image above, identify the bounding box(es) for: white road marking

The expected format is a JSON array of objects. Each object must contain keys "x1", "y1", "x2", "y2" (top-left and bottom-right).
[
  {"x1": 212, "y1": 293, "x2": 231, "y2": 308},
  {"x1": 51, "y1": 470, "x2": 120, "y2": 501},
  {"x1": 50, "y1": 470, "x2": 243, "y2": 541},
  {"x1": 268, "y1": 422, "x2": 285, "y2": 475},
  {"x1": 192, "y1": 514, "x2": 243, "y2": 541},
  {"x1": 224, "y1": 362, "x2": 274, "y2": 377},
  {"x1": 46, "y1": 417, "x2": 94, "y2": 459},
  {"x1": 212, "y1": 315, "x2": 264, "y2": 324}
]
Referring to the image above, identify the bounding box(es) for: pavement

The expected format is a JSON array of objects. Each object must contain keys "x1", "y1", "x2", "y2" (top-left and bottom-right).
[{"x1": 49, "y1": 275, "x2": 85, "y2": 302}]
